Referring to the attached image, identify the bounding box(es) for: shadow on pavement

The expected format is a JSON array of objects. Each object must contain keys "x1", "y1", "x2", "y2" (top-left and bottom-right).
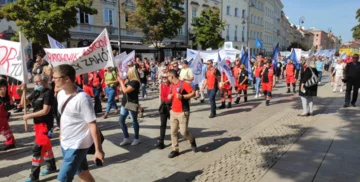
[{"x1": 154, "y1": 170, "x2": 203, "y2": 182}]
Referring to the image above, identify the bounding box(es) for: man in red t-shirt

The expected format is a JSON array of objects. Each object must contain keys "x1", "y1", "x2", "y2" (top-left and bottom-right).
[
  {"x1": 261, "y1": 59, "x2": 276, "y2": 106},
  {"x1": 285, "y1": 60, "x2": 297, "y2": 93},
  {"x1": 167, "y1": 69, "x2": 196, "y2": 158},
  {"x1": 202, "y1": 60, "x2": 221, "y2": 118}
]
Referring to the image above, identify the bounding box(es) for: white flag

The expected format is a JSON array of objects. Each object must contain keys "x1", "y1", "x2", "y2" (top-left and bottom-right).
[
  {"x1": 0, "y1": 37, "x2": 27, "y2": 83},
  {"x1": 20, "y1": 32, "x2": 29, "y2": 84},
  {"x1": 47, "y1": 35, "x2": 65, "y2": 48},
  {"x1": 186, "y1": 48, "x2": 198, "y2": 62},
  {"x1": 119, "y1": 50, "x2": 135, "y2": 78},
  {"x1": 218, "y1": 55, "x2": 235, "y2": 87},
  {"x1": 189, "y1": 53, "x2": 203, "y2": 85},
  {"x1": 44, "y1": 29, "x2": 115, "y2": 75}
]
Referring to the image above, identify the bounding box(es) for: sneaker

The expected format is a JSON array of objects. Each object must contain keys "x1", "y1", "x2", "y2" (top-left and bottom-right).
[
  {"x1": 255, "y1": 95, "x2": 258, "y2": 98},
  {"x1": 333, "y1": 89, "x2": 336, "y2": 92},
  {"x1": 25, "y1": 178, "x2": 39, "y2": 182},
  {"x1": 40, "y1": 169, "x2": 57, "y2": 176},
  {"x1": 351, "y1": 103, "x2": 356, "y2": 107},
  {"x1": 144, "y1": 95, "x2": 147, "y2": 98},
  {"x1": 340, "y1": 89, "x2": 343, "y2": 92},
  {"x1": 318, "y1": 82, "x2": 321, "y2": 84},
  {"x1": 344, "y1": 104, "x2": 350, "y2": 108},
  {"x1": 119, "y1": 138, "x2": 131, "y2": 146},
  {"x1": 168, "y1": 151, "x2": 180, "y2": 158},
  {"x1": 259, "y1": 94, "x2": 262, "y2": 97},
  {"x1": 191, "y1": 139, "x2": 197, "y2": 152},
  {"x1": 209, "y1": 114, "x2": 216, "y2": 118},
  {"x1": 3, "y1": 144, "x2": 15, "y2": 151},
  {"x1": 131, "y1": 139, "x2": 140, "y2": 146}
]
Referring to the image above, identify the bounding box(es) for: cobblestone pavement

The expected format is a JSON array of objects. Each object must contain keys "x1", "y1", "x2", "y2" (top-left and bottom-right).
[{"x1": 0, "y1": 74, "x2": 341, "y2": 182}]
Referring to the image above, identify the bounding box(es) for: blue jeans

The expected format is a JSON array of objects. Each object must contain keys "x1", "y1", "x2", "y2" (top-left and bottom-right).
[
  {"x1": 318, "y1": 71, "x2": 323, "y2": 82},
  {"x1": 141, "y1": 83, "x2": 147, "y2": 98},
  {"x1": 119, "y1": 106, "x2": 139, "y2": 139},
  {"x1": 255, "y1": 77, "x2": 261, "y2": 95},
  {"x1": 57, "y1": 147, "x2": 89, "y2": 182},
  {"x1": 207, "y1": 89, "x2": 217, "y2": 115},
  {"x1": 93, "y1": 87, "x2": 102, "y2": 113},
  {"x1": 105, "y1": 86, "x2": 118, "y2": 113}
]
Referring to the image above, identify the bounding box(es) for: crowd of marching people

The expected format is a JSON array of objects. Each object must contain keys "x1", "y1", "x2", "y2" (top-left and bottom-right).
[{"x1": 1, "y1": 48, "x2": 360, "y2": 181}]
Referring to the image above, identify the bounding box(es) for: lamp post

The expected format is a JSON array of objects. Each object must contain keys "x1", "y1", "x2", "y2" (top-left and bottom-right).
[
  {"x1": 298, "y1": 16, "x2": 305, "y2": 48},
  {"x1": 243, "y1": 0, "x2": 254, "y2": 55},
  {"x1": 117, "y1": 0, "x2": 121, "y2": 54}
]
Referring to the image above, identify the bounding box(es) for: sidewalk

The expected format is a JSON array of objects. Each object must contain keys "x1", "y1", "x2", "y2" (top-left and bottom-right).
[{"x1": 259, "y1": 95, "x2": 360, "y2": 182}]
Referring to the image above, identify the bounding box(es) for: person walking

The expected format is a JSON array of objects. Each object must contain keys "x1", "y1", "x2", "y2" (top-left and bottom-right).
[
  {"x1": 0, "y1": 79, "x2": 16, "y2": 151},
  {"x1": 298, "y1": 61, "x2": 319, "y2": 116},
  {"x1": 261, "y1": 59, "x2": 276, "y2": 106},
  {"x1": 285, "y1": 60, "x2": 297, "y2": 93},
  {"x1": 332, "y1": 58, "x2": 345, "y2": 92},
  {"x1": 343, "y1": 54, "x2": 360, "y2": 107},
  {"x1": 315, "y1": 57, "x2": 324, "y2": 84},
  {"x1": 218, "y1": 60, "x2": 233, "y2": 109},
  {"x1": 22, "y1": 75, "x2": 57, "y2": 182},
  {"x1": 53, "y1": 64, "x2": 104, "y2": 182},
  {"x1": 234, "y1": 64, "x2": 248, "y2": 104},
  {"x1": 92, "y1": 70, "x2": 103, "y2": 114},
  {"x1": 201, "y1": 60, "x2": 221, "y2": 118},
  {"x1": 138, "y1": 62, "x2": 149, "y2": 99},
  {"x1": 253, "y1": 61, "x2": 263, "y2": 98},
  {"x1": 103, "y1": 66, "x2": 119, "y2": 119},
  {"x1": 149, "y1": 61, "x2": 158, "y2": 91},
  {"x1": 155, "y1": 74, "x2": 171, "y2": 149},
  {"x1": 167, "y1": 69, "x2": 196, "y2": 158},
  {"x1": 118, "y1": 67, "x2": 141, "y2": 146}
]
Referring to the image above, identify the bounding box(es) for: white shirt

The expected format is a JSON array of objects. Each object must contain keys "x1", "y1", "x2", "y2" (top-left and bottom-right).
[
  {"x1": 334, "y1": 63, "x2": 345, "y2": 77},
  {"x1": 57, "y1": 90, "x2": 96, "y2": 150}
]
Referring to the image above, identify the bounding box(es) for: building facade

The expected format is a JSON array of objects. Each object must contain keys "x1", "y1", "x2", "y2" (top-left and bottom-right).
[
  {"x1": 248, "y1": 0, "x2": 265, "y2": 54},
  {"x1": 188, "y1": 0, "x2": 222, "y2": 50},
  {"x1": 273, "y1": 0, "x2": 283, "y2": 50},
  {"x1": 263, "y1": 0, "x2": 275, "y2": 55},
  {"x1": 222, "y1": 0, "x2": 248, "y2": 49}
]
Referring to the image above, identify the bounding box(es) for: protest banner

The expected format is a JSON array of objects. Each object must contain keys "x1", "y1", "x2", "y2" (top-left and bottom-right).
[
  {"x1": 186, "y1": 48, "x2": 199, "y2": 62},
  {"x1": 44, "y1": 29, "x2": 114, "y2": 75},
  {"x1": 200, "y1": 49, "x2": 219, "y2": 63},
  {"x1": 189, "y1": 53, "x2": 203, "y2": 85}
]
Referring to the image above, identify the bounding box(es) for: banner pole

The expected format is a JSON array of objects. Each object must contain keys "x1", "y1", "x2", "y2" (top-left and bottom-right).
[{"x1": 23, "y1": 85, "x2": 28, "y2": 131}]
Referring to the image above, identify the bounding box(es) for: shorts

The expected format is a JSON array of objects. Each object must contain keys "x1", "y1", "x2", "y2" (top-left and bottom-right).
[
  {"x1": 286, "y1": 76, "x2": 296, "y2": 84},
  {"x1": 237, "y1": 84, "x2": 248, "y2": 91},
  {"x1": 193, "y1": 84, "x2": 199, "y2": 91},
  {"x1": 57, "y1": 147, "x2": 89, "y2": 182},
  {"x1": 262, "y1": 82, "x2": 273, "y2": 92}
]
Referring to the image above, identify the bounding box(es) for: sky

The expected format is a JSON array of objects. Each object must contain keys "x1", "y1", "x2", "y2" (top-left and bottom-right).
[{"x1": 282, "y1": 0, "x2": 359, "y2": 43}]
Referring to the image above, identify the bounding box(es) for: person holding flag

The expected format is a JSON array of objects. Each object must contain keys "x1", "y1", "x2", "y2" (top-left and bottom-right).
[
  {"x1": 261, "y1": 59, "x2": 276, "y2": 106},
  {"x1": 202, "y1": 60, "x2": 221, "y2": 118},
  {"x1": 233, "y1": 59, "x2": 241, "y2": 93},
  {"x1": 219, "y1": 60, "x2": 233, "y2": 109},
  {"x1": 285, "y1": 60, "x2": 297, "y2": 93}
]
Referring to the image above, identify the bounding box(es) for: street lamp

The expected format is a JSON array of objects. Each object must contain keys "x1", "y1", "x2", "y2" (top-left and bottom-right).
[
  {"x1": 117, "y1": 0, "x2": 122, "y2": 54},
  {"x1": 244, "y1": 0, "x2": 255, "y2": 54},
  {"x1": 298, "y1": 16, "x2": 305, "y2": 48}
]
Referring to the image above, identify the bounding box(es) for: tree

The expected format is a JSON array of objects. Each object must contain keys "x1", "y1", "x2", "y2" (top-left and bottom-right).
[
  {"x1": 126, "y1": 0, "x2": 186, "y2": 53},
  {"x1": 351, "y1": 8, "x2": 360, "y2": 40},
  {"x1": 192, "y1": 8, "x2": 225, "y2": 50},
  {"x1": 287, "y1": 42, "x2": 309, "y2": 51},
  {"x1": 0, "y1": 0, "x2": 97, "y2": 46}
]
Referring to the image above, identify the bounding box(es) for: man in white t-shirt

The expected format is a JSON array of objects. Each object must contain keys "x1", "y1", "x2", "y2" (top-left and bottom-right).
[{"x1": 53, "y1": 64, "x2": 104, "y2": 182}]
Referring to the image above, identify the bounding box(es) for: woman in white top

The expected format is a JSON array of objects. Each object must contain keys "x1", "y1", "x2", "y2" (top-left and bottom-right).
[{"x1": 332, "y1": 58, "x2": 346, "y2": 92}]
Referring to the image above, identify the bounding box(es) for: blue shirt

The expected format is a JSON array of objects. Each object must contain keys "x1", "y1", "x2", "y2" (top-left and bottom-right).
[{"x1": 316, "y1": 61, "x2": 324, "y2": 72}]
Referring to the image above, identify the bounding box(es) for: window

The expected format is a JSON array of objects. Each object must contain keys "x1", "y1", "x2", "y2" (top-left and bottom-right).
[
  {"x1": 234, "y1": 25, "x2": 238, "y2": 41},
  {"x1": 104, "y1": 9, "x2": 114, "y2": 26},
  {"x1": 257, "y1": 17, "x2": 260, "y2": 25},
  {"x1": 79, "y1": 9, "x2": 89, "y2": 24},
  {"x1": 242, "y1": 9, "x2": 246, "y2": 18},
  {"x1": 235, "y1": 8, "x2": 238, "y2": 16},
  {"x1": 178, "y1": 27, "x2": 184, "y2": 35},
  {"x1": 226, "y1": 6, "x2": 230, "y2": 15},
  {"x1": 242, "y1": 27, "x2": 245, "y2": 42},
  {"x1": 226, "y1": 24, "x2": 230, "y2": 40},
  {"x1": 192, "y1": 9, "x2": 197, "y2": 23}
]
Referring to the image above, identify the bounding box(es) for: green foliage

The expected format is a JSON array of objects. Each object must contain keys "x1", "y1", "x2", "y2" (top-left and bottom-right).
[
  {"x1": 351, "y1": 9, "x2": 360, "y2": 40},
  {"x1": 287, "y1": 42, "x2": 309, "y2": 51},
  {"x1": 191, "y1": 8, "x2": 225, "y2": 50},
  {"x1": 127, "y1": 0, "x2": 186, "y2": 47},
  {"x1": 0, "y1": 0, "x2": 97, "y2": 46}
]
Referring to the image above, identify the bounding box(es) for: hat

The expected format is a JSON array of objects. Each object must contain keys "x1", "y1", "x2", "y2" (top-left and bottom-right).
[{"x1": 182, "y1": 60, "x2": 189, "y2": 65}]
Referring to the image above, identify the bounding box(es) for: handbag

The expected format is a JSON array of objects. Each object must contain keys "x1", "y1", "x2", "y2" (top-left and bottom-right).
[
  {"x1": 60, "y1": 92, "x2": 104, "y2": 155},
  {"x1": 124, "y1": 94, "x2": 139, "y2": 112},
  {"x1": 304, "y1": 68, "x2": 319, "y2": 87}
]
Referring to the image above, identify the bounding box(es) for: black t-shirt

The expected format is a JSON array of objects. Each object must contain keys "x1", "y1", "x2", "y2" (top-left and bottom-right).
[
  {"x1": 238, "y1": 70, "x2": 249, "y2": 85},
  {"x1": 139, "y1": 69, "x2": 149, "y2": 84},
  {"x1": 263, "y1": 67, "x2": 271, "y2": 83},
  {"x1": 121, "y1": 80, "x2": 140, "y2": 107},
  {"x1": 0, "y1": 94, "x2": 12, "y2": 111},
  {"x1": 28, "y1": 88, "x2": 54, "y2": 125}
]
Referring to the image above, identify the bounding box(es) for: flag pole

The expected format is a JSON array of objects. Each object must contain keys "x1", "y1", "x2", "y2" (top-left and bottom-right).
[{"x1": 23, "y1": 85, "x2": 28, "y2": 131}]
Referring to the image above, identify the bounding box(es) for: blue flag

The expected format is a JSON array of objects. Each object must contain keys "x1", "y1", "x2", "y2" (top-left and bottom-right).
[
  {"x1": 245, "y1": 48, "x2": 253, "y2": 81},
  {"x1": 240, "y1": 47, "x2": 248, "y2": 65},
  {"x1": 255, "y1": 38, "x2": 263, "y2": 48},
  {"x1": 272, "y1": 43, "x2": 279, "y2": 71},
  {"x1": 288, "y1": 49, "x2": 300, "y2": 70},
  {"x1": 251, "y1": 50, "x2": 257, "y2": 60}
]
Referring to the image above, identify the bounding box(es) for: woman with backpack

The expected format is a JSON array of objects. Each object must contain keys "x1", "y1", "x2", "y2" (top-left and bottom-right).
[
  {"x1": 298, "y1": 61, "x2": 319, "y2": 117},
  {"x1": 103, "y1": 66, "x2": 119, "y2": 119}
]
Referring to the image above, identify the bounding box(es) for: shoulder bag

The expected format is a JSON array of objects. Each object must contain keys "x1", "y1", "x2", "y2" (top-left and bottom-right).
[
  {"x1": 124, "y1": 93, "x2": 139, "y2": 112},
  {"x1": 304, "y1": 68, "x2": 319, "y2": 87}
]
